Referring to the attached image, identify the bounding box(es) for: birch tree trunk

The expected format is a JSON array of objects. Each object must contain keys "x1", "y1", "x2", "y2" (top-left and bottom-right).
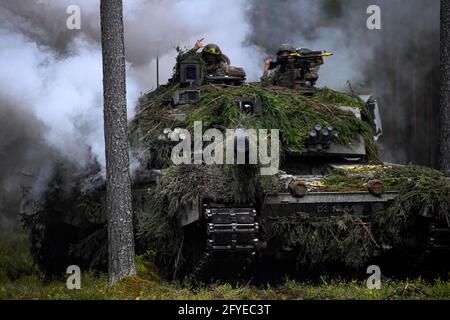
[
  {"x1": 100, "y1": 0, "x2": 136, "y2": 284},
  {"x1": 441, "y1": 0, "x2": 450, "y2": 176}
]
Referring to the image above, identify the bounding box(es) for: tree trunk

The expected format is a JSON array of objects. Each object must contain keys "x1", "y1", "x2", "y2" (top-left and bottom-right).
[
  {"x1": 100, "y1": 0, "x2": 136, "y2": 284},
  {"x1": 441, "y1": 0, "x2": 450, "y2": 176}
]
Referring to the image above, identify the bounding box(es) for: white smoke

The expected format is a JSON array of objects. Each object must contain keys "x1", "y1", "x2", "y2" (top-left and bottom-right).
[
  {"x1": 0, "y1": 0, "x2": 261, "y2": 172},
  {"x1": 246, "y1": 0, "x2": 440, "y2": 165},
  {"x1": 245, "y1": 0, "x2": 378, "y2": 90},
  {"x1": 123, "y1": 0, "x2": 262, "y2": 89}
]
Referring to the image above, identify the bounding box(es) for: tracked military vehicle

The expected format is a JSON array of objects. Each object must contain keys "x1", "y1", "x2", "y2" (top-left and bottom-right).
[
  {"x1": 130, "y1": 49, "x2": 450, "y2": 280},
  {"x1": 22, "y1": 48, "x2": 450, "y2": 281}
]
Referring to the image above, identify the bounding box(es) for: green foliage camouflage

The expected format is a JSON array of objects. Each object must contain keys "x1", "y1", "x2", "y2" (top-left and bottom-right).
[
  {"x1": 271, "y1": 212, "x2": 377, "y2": 269},
  {"x1": 186, "y1": 85, "x2": 369, "y2": 148},
  {"x1": 130, "y1": 82, "x2": 382, "y2": 276},
  {"x1": 130, "y1": 84, "x2": 377, "y2": 168},
  {"x1": 312, "y1": 87, "x2": 366, "y2": 108},
  {"x1": 130, "y1": 75, "x2": 448, "y2": 274},
  {"x1": 136, "y1": 164, "x2": 258, "y2": 278},
  {"x1": 269, "y1": 165, "x2": 450, "y2": 269},
  {"x1": 373, "y1": 166, "x2": 450, "y2": 246}
]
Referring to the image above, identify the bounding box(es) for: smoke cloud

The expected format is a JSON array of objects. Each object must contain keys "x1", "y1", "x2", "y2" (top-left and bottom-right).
[
  {"x1": 0, "y1": 0, "x2": 260, "y2": 220},
  {"x1": 246, "y1": 0, "x2": 440, "y2": 165}
]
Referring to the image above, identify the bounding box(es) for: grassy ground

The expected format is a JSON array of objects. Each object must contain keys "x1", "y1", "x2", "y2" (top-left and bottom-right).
[
  {"x1": 1, "y1": 228, "x2": 450, "y2": 300},
  {"x1": 2, "y1": 273, "x2": 450, "y2": 300}
]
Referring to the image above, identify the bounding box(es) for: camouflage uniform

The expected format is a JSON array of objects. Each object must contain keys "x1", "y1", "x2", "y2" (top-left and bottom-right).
[
  {"x1": 298, "y1": 47, "x2": 323, "y2": 84},
  {"x1": 191, "y1": 43, "x2": 231, "y2": 76},
  {"x1": 186, "y1": 43, "x2": 246, "y2": 81},
  {"x1": 203, "y1": 55, "x2": 230, "y2": 76},
  {"x1": 261, "y1": 45, "x2": 323, "y2": 87}
]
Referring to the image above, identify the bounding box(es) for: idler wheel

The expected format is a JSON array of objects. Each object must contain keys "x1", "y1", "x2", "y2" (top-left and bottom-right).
[
  {"x1": 289, "y1": 180, "x2": 308, "y2": 198},
  {"x1": 367, "y1": 179, "x2": 385, "y2": 197}
]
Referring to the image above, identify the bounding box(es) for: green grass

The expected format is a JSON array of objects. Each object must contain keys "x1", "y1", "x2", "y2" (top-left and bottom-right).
[
  {"x1": 3, "y1": 211, "x2": 450, "y2": 301},
  {"x1": 0, "y1": 221, "x2": 38, "y2": 284},
  {"x1": 1, "y1": 229, "x2": 449, "y2": 300},
  {"x1": 2, "y1": 273, "x2": 449, "y2": 300}
]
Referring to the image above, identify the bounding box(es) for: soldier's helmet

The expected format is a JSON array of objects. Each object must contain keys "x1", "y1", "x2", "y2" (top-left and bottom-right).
[
  {"x1": 202, "y1": 43, "x2": 222, "y2": 56},
  {"x1": 277, "y1": 43, "x2": 295, "y2": 56},
  {"x1": 297, "y1": 48, "x2": 312, "y2": 54}
]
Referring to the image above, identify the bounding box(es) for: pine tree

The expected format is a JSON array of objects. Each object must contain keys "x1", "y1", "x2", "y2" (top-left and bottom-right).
[
  {"x1": 441, "y1": 0, "x2": 450, "y2": 176},
  {"x1": 100, "y1": 0, "x2": 136, "y2": 284}
]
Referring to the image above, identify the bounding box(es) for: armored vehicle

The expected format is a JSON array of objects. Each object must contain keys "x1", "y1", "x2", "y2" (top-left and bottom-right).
[{"x1": 22, "y1": 48, "x2": 450, "y2": 281}]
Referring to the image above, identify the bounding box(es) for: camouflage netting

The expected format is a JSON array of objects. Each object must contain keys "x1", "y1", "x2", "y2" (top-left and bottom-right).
[
  {"x1": 131, "y1": 80, "x2": 449, "y2": 275},
  {"x1": 372, "y1": 166, "x2": 450, "y2": 246},
  {"x1": 130, "y1": 83, "x2": 380, "y2": 276},
  {"x1": 136, "y1": 164, "x2": 258, "y2": 278},
  {"x1": 130, "y1": 84, "x2": 378, "y2": 168},
  {"x1": 269, "y1": 165, "x2": 450, "y2": 269},
  {"x1": 271, "y1": 213, "x2": 377, "y2": 269}
]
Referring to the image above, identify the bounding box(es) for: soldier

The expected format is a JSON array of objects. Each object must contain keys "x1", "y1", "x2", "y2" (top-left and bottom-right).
[
  {"x1": 191, "y1": 38, "x2": 231, "y2": 76},
  {"x1": 261, "y1": 43, "x2": 296, "y2": 87},
  {"x1": 261, "y1": 43, "x2": 324, "y2": 87},
  {"x1": 297, "y1": 47, "x2": 323, "y2": 85}
]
